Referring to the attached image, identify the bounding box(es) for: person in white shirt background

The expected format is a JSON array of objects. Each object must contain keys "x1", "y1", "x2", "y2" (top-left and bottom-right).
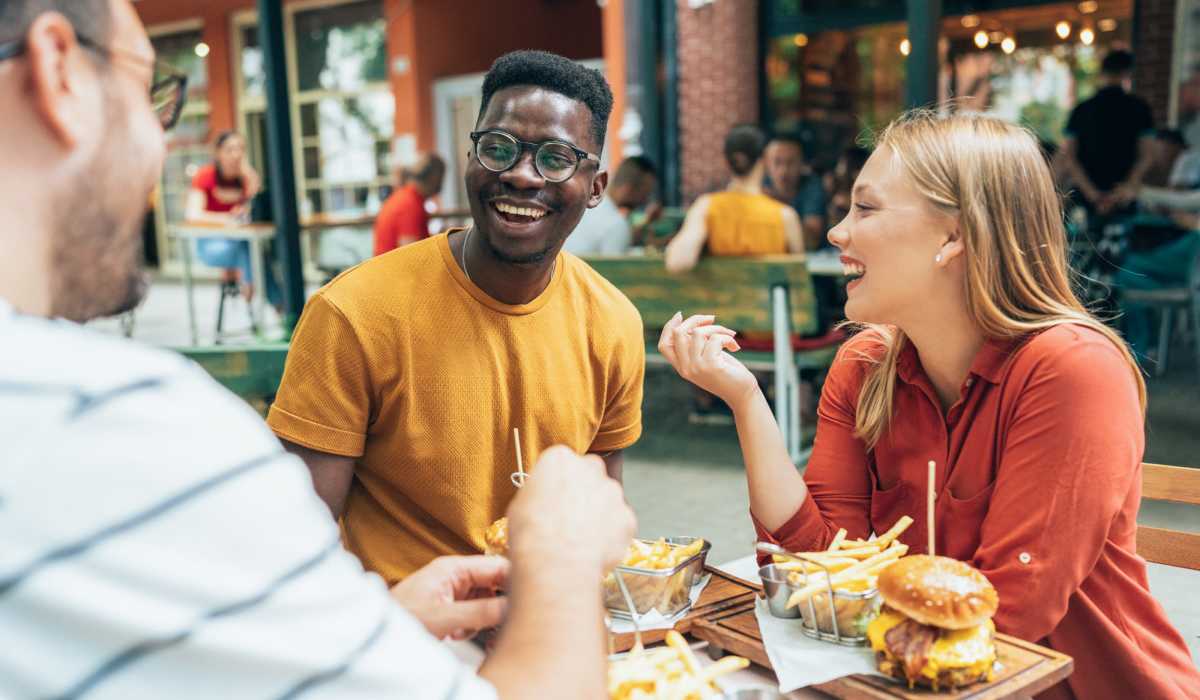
[
  {"x1": 0, "y1": 1, "x2": 636, "y2": 698},
  {"x1": 563, "y1": 155, "x2": 659, "y2": 255}
]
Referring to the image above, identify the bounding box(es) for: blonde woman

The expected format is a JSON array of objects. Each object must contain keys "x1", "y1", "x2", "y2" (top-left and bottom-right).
[{"x1": 660, "y1": 111, "x2": 1200, "y2": 700}]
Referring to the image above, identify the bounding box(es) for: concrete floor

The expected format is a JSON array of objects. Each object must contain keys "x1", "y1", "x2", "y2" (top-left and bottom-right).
[{"x1": 92, "y1": 278, "x2": 1199, "y2": 664}]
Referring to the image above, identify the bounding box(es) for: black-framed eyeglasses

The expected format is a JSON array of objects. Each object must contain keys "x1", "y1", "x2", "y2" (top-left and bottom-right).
[
  {"x1": 470, "y1": 129, "x2": 600, "y2": 183},
  {"x1": 0, "y1": 33, "x2": 188, "y2": 131}
]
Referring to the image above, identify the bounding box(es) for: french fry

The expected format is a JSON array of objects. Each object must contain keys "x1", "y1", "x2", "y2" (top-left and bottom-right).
[
  {"x1": 608, "y1": 630, "x2": 747, "y2": 700},
  {"x1": 827, "y1": 528, "x2": 848, "y2": 551},
  {"x1": 786, "y1": 543, "x2": 909, "y2": 608},
  {"x1": 822, "y1": 545, "x2": 880, "y2": 558},
  {"x1": 875, "y1": 515, "x2": 914, "y2": 549}
]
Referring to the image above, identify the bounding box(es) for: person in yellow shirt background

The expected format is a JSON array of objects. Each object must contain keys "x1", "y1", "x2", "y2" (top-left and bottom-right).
[
  {"x1": 664, "y1": 123, "x2": 805, "y2": 273},
  {"x1": 266, "y1": 50, "x2": 645, "y2": 584}
]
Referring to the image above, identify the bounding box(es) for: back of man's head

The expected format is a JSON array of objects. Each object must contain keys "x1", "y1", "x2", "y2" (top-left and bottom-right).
[
  {"x1": 1101, "y1": 49, "x2": 1134, "y2": 78},
  {"x1": 412, "y1": 153, "x2": 446, "y2": 196},
  {"x1": 478, "y1": 50, "x2": 613, "y2": 151},
  {"x1": 610, "y1": 156, "x2": 657, "y2": 190},
  {"x1": 0, "y1": 0, "x2": 112, "y2": 45}
]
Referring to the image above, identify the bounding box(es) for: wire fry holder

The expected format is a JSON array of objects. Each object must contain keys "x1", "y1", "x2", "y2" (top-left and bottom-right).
[{"x1": 792, "y1": 554, "x2": 876, "y2": 646}]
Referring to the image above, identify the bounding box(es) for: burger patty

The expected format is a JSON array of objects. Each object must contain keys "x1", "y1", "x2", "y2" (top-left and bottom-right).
[{"x1": 883, "y1": 618, "x2": 938, "y2": 682}]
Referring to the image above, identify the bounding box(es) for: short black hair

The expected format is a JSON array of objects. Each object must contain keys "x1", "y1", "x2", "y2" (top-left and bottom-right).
[
  {"x1": 0, "y1": 0, "x2": 112, "y2": 46},
  {"x1": 611, "y1": 155, "x2": 658, "y2": 188},
  {"x1": 1101, "y1": 49, "x2": 1134, "y2": 76},
  {"x1": 1157, "y1": 128, "x2": 1186, "y2": 146},
  {"x1": 768, "y1": 132, "x2": 805, "y2": 149},
  {"x1": 724, "y1": 124, "x2": 767, "y2": 176},
  {"x1": 478, "y1": 50, "x2": 613, "y2": 151}
]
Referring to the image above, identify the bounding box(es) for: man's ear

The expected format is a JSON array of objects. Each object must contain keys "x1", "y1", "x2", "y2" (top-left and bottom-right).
[
  {"x1": 26, "y1": 12, "x2": 91, "y2": 148},
  {"x1": 588, "y1": 169, "x2": 608, "y2": 208}
]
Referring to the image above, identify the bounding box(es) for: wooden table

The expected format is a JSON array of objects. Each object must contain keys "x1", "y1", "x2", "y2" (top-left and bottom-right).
[
  {"x1": 174, "y1": 214, "x2": 386, "y2": 344},
  {"x1": 174, "y1": 222, "x2": 276, "y2": 345}
]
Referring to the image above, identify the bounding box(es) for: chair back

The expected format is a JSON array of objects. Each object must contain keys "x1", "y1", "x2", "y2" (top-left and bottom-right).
[
  {"x1": 1138, "y1": 462, "x2": 1200, "y2": 571},
  {"x1": 583, "y1": 255, "x2": 818, "y2": 336}
]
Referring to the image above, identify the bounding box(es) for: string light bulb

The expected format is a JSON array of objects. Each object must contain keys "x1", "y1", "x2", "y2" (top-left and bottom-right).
[
  {"x1": 194, "y1": 42, "x2": 210, "y2": 58},
  {"x1": 1001, "y1": 37, "x2": 1016, "y2": 54},
  {"x1": 974, "y1": 30, "x2": 989, "y2": 49},
  {"x1": 1098, "y1": 18, "x2": 1117, "y2": 32},
  {"x1": 1056, "y1": 21, "x2": 1071, "y2": 39},
  {"x1": 793, "y1": 33, "x2": 808, "y2": 47},
  {"x1": 1080, "y1": 27, "x2": 1095, "y2": 45},
  {"x1": 900, "y1": 38, "x2": 911, "y2": 56},
  {"x1": 961, "y1": 14, "x2": 981, "y2": 28}
]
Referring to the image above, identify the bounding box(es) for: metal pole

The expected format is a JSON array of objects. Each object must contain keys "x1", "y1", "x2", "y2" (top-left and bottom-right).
[
  {"x1": 257, "y1": 0, "x2": 305, "y2": 335},
  {"x1": 905, "y1": 0, "x2": 941, "y2": 109}
]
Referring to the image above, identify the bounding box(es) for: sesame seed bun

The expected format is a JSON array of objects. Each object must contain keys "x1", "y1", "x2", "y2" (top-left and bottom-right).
[{"x1": 876, "y1": 555, "x2": 998, "y2": 630}]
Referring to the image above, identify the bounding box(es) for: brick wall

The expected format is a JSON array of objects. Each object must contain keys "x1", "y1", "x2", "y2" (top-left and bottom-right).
[
  {"x1": 1133, "y1": 0, "x2": 1177, "y2": 125},
  {"x1": 676, "y1": 0, "x2": 760, "y2": 202}
]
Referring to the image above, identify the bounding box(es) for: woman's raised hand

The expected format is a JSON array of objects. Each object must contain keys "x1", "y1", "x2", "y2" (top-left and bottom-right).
[{"x1": 657, "y1": 313, "x2": 759, "y2": 409}]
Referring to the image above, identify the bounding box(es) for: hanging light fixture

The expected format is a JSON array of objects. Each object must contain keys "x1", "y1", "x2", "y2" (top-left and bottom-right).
[
  {"x1": 974, "y1": 29, "x2": 990, "y2": 49},
  {"x1": 961, "y1": 14, "x2": 981, "y2": 28},
  {"x1": 899, "y1": 38, "x2": 911, "y2": 56},
  {"x1": 793, "y1": 33, "x2": 809, "y2": 47},
  {"x1": 1056, "y1": 21, "x2": 1072, "y2": 39},
  {"x1": 1098, "y1": 18, "x2": 1118, "y2": 32},
  {"x1": 1001, "y1": 37, "x2": 1017, "y2": 54},
  {"x1": 1078, "y1": 0, "x2": 1099, "y2": 13},
  {"x1": 1080, "y1": 27, "x2": 1096, "y2": 45},
  {"x1": 988, "y1": 30, "x2": 1005, "y2": 44}
]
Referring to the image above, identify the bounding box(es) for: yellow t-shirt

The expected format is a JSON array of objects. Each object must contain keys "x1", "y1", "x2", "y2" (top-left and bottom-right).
[
  {"x1": 704, "y1": 191, "x2": 789, "y2": 255},
  {"x1": 267, "y1": 232, "x2": 645, "y2": 583}
]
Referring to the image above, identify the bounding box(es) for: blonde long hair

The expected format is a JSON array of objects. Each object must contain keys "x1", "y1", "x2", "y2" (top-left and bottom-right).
[{"x1": 853, "y1": 110, "x2": 1146, "y2": 448}]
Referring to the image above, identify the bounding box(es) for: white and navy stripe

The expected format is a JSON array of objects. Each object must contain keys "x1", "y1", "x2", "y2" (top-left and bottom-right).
[{"x1": 0, "y1": 300, "x2": 496, "y2": 700}]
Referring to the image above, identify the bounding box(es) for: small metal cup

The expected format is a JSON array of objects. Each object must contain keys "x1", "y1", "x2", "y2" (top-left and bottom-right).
[{"x1": 758, "y1": 564, "x2": 799, "y2": 619}]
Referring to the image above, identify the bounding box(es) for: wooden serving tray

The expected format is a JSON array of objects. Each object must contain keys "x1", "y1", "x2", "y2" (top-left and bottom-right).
[
  {"x1": 689, "y1": 580, "x2": 1074, "y2": 699},
  {"x1": 610, "y1": 566, "x2": 758, "y2": 652}
]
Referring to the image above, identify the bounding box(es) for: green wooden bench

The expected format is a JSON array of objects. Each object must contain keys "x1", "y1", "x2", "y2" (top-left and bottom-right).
[
  {"x1": 583, "y1": 255, "x2": 841, "y2": 462},
  {"x1": 175, "y1": 343, "x2": 289, "y2": 415}
]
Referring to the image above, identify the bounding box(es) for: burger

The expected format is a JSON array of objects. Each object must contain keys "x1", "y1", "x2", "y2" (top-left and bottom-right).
[
  {"x1": 866, "y1": 555, "x2": 999, "y2": 691},
  {"x1": 484, "y1": 517, "x2": 508, "y2": 556}
]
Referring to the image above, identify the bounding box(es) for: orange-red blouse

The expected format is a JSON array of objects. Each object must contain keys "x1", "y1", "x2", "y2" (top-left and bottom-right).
[{"x1": 756, "y1": 325, "x2": 1200, "y2": 700}]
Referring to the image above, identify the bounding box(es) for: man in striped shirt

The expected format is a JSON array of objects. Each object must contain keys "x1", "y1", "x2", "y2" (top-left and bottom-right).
[{"x1": 0, "y1": 2, "x2": 636, "y2": 698}]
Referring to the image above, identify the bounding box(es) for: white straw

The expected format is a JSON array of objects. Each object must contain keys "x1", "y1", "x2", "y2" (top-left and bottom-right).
[
  {"x1": 927, "y1": 460, "x2": 936, "y2": 557},
  {"x1": 512, "y1": 428, "x2": 526, "y2": 488}
]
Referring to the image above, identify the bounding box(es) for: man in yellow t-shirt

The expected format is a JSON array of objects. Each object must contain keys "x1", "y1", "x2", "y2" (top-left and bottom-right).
[{"x1": 266, "y1": 51, "x2": 645, "y2": 584}]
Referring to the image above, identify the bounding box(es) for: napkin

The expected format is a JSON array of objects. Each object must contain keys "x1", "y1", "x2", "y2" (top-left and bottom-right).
[
  {"x1": 753, "y1": 597, "x2": 878, "y2": 692},
  {"x1": 608, "y1": 574, "x2": 711, "y2": 634}
]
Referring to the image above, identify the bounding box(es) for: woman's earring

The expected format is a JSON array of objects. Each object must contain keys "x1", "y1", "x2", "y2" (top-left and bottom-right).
[{"x1": 934, "y1": 254, "x2": 943, "y2": 264}]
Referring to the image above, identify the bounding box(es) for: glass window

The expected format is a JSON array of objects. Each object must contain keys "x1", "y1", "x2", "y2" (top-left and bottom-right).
[
  {"x1": 764, "y1": 1, "x2": 1134, "y2": 166},
  {"x1": 240, "y1": 25, "x2": 265, "y2": 99},
  {"x1": 293, "y1": 0, "x2": 388, "y2": 92}
]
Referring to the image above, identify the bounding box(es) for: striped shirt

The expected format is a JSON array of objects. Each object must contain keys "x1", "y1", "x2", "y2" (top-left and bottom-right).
[{"x1": 0, "y1": 299, "x2": 495, "y2": 700}]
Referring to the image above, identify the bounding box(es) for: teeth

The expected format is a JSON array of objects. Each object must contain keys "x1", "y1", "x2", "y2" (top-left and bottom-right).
[
  {"x1": 842, "y1": 262, "x2": 866, "y2": 277},
  {"x1": 495, "y1": 202, "x2": 546, "y2": 220}
]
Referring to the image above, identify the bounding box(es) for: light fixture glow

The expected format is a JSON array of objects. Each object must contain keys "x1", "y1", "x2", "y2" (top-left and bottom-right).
[
  {"x1": 988, "y1": 30, "x2": 1005, "y2": 43},
  {"x1": 1078, "y1": 0, "x2": 1099, "y2": 13},
  {"x1": 1056, "y1": 20, "x2": 1071, "y2": 39},
  {"x1": 793, "y1": 33, "x2": 809, "y2": 47},
  {"x1": 974, "y1": 30, "x2": 989, "y2": 49},
  {"x1": 1098, "y1": 18, "x2": 1117, "y2": 31},
  {"x1": 900, "y1": 38, "x2": 911, "y2": 56},
  {"x1": 1080, "y1": 27, "x2": 1095, "y2": 45},
  {"x1": 194, "y1": 42, "x2": 210, "y2": 58},
  {"x1": 1001, "y1": 37, "x2": 1016, "y2": 54},
  {"x1": 961, "y1": 14, "x2": 981, "y2": 28}
]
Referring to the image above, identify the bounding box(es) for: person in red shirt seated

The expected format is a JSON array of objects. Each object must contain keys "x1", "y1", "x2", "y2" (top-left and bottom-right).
[
  {"x1": 658, "y1": 110, "x2": 1200, "y2": 700},
  {"x1": 373, "y1": 153, "x2": 445, "y2": 256},
  {"x1": 184, "y1": 131, "x2": 261, "y2": 303}
]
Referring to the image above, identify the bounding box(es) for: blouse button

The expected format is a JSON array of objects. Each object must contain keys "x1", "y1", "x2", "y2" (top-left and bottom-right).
[
  {"x1": 1019, "y1": 552, "x2": 1032, "y2": 565},
  {"x1": 965, "y1": 377, "x2": 975, "y2": 388}
]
